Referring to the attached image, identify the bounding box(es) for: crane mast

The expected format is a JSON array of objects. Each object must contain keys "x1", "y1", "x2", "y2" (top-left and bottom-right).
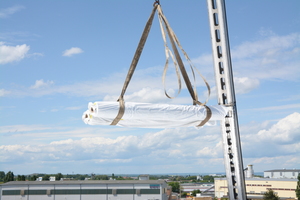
[{"x1": 207, "y1": 0, "x2": 247, "y2": 199}]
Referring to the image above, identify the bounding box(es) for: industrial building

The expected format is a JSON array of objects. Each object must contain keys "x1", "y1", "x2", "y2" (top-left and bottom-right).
[
  {"x1": 214, "y1": 178, "x2": 297, "y2": 199},
  {"x1": 0, "y1": 180, "x2": 168, "y2": 200},
  {"x1": 180, "y1": 183, "x2": 214, "y2": 197},
  {"x1": 264, "y1": 169, "x2": 300, "y2": 179}
]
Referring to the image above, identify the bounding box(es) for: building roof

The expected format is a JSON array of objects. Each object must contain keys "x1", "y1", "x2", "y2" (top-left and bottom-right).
[
  {"x1": 1, "y1": 180, "x2": 166, "y2": 186},
  {"x1": 264, "y1": 169, "x2": 300, "y2": 172},
  {"x1": 215, "y1": 178, "x2": 297, "y2": 182}
]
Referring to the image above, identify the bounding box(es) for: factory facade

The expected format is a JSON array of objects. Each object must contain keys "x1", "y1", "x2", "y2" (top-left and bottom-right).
[
  {"x1": 264, "y1": 169, "x2": 300, "y2": 179},
  {"x1": 0, "y1": 180, "x2": 168, "y2": 200},
  {"x1": 214, "y1": 178, "x2": 297, "y2": 199}
]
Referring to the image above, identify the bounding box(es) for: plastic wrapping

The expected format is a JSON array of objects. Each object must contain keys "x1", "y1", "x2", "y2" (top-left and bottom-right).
[{"x1": 82, "y1": 101, "x2": 228, "y2": 128}]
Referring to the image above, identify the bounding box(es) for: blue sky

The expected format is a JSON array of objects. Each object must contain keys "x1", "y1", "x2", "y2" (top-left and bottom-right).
[{"x1": 1, "y1": 0, "x2": 300, "y2": 175}]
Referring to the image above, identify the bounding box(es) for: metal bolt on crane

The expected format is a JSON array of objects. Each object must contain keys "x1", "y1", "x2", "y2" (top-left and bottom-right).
[{"x1": 207, "y1": 0, "x2": 247, "y2": 199}]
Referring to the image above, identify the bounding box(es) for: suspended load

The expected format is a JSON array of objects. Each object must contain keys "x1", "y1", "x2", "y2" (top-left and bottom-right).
[
  {"x1": 82, "y1": 101, "x2": 228, "y2": 128},
  {"x1": 82, "y1": 2, "x2": 223, "y2": 129}
]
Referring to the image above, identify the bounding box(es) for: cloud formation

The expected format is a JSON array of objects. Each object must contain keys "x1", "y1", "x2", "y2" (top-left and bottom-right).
[
  {"x1": 0, "y1": 33, "x2": 299, "y2": 100},
  {"x1": 232, "y1": 33, "x2": 300, "y2": 81},
  {"x1": 62, "y1": 47, "x2": 83, "y2": 57},
  {"x1": 234, "y1": 77, "x2": 260, "y2": 94},
  {"x1": 30, "y1": 79, "x2": 54, "y2": 89},
  {"x1": 242, "y1": 112, "x2": 300, "y2": 158},
  {"x1": 0, "y1": 89, "x2": 10, "y2": 97},
  {"x1": 0, "y1": 43, "x2": 30, "y2": 64},
  {"x1": 1, "y1": 112, "x2": 299, "y2": 173},
  {"x1": 0, "y1": 125, "x2": 221, "y2": 164},
  {"x1": 0, "y1": 5, "x2": 25, "y2": 18}
]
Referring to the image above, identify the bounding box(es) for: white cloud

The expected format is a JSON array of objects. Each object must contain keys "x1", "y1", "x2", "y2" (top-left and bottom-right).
[
  {"x1": 242, "y1": 112, "x2": 300, "y2": 158},
  {"x1": 0, "y1": 89, "x2": 10, "y2": 97},
  {"x1": 1, "y1": 70, "x2": 192, "y2": 104},
  {"x1": 0, "y1": 5, "x2": 25, "y2": 18},
  {"x1": 0, "y1": 33, "x2": 298, "y2": 100},
  {"x1": 1, "y1": 113, "x2": 299, "y2": 173},
  {"x1": 234, "y1": 77, "x2": 260, "y2": 94},
  {"x1": 196, "y1": 146, "x2": 218, "y2": 158},
  {"x1": 62, "y1": 47, "x2": 83, "y2": 57},
  {"x1": 253, "y1": 103, "x2": 300, "y2": 112},
  {"x1": 30, "y1": 79, "x2": 54, "y2": 89},
  {"x1": 103, "y1": 87, "x2": 175, "y2": 103},
  {"x1": 232, "y1": 33, "x2": 300, "y2": 81},
  {"x1": 245, "y1": 155, "x2": 300, "y2": 173},
  {"x1": 0, "y1": 43, "x2": 30, "y2": 64},
  {"x1": 93, "y1": 158, "x2": 132, "y2": 163},
  {"x1": 0, "y1": 124, "x2": 52, "y2": 134},
  {"x1": 232, "y1": 33, "x2": 299, "y2": 60},
  {"x1": 0, "y1": 126, "x2": 222, "y2": 165},
  {"x1": 256, "y1": 112, "x2": 300, "y2": 144}
]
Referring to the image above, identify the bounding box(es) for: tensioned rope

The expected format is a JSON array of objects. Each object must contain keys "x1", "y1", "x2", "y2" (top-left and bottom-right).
[{"x1": 111, "y1": 2, "x2": 211, "y2": 127}]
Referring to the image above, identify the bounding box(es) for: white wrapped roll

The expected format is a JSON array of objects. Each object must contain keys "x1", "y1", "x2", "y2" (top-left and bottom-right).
[{"x1": 82, "y1": 101, "x2": 228, "y2": 128}]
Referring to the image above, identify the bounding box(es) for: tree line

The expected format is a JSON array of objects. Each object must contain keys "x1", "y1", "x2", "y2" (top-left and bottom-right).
[
  {"x1": 0, "y1": 171, "x2": 147, "y2": 182},
  {"x1": 0, "y1": 171, "x2": 219, "y2": 183}
]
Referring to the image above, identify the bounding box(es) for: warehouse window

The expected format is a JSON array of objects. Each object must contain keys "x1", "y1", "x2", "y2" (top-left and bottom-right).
[
  {"x1": 81, "y1": 189, "x2": 108, "y2": 194},
  {"x1": 140, "y1": 189, "x2": 160, "y2": 194},
  {"x1": 3, "y1": 190, "x2": 21, "y2": 195},
  {"x1": 2, "y1": 188, "x2": 161, "y2": 196},
  {"x1": 28, "y1": 190, "x2": 47, "y2": 195},
  {"x1": 53, "y1": 189, "x2": 81, "y2": 195},
  {"x1": 116, "y1": 189, "x2": 135, "y2": 194}
]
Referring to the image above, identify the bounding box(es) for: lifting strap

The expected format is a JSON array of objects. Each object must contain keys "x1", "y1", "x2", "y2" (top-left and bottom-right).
[
  {"x1": 110, "y1": 5, "x2": 158, "y2": 126},
  {"x1": 156, "y1": 5, "x2": 212, "y2": 126},
  {"x1": 111, "y1": 3, "x2": 211, "y2": 127}
]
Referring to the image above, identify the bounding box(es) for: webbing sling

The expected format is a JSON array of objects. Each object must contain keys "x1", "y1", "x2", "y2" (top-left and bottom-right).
[
  {"x1": 157, "y1": 5, "x2": 212, "y2": 126},
  {"x1": 110, "y1": 5, "x2": 158, "y2": 125},
  {"x1": 111, "y1": 3, "x2": 211, "y2": 127}
]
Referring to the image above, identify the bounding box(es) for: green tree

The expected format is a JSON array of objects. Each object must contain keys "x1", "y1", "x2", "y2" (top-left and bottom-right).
[
  {"x1": 0, "y1": 171, "x2": 5, "y2": 182},
  {"x1": 78, "y1": 175, "x2": 86, "y2": 180},
  {"x1": 17, "y1": 175, "x2": 21, "y2": 181},
  {"x1": 181, "y1": 192, "x2": 187, "y2": 198},
  {"x1": 263, "y1": 189, "x2": 279, "y2": 200},
  {"x1": 94, "y1": 175, "x2": 109, "y2": 180},
  {"x1": 43, "y1": 174, "x2": 50, "y2": 181},
  {"x1": 296, "y1": 174, "x2": 300, "y2": 200},
  {"x1": 202, "y1": 175, "x2": 214, "y2": 183},
  {"x1": 4, "y1": 171, "x2": 14, "y2": 182},
  {"x1": 191, "y1": 189, "x2": 201, "y2": 196},
  {"x1": 116, "y1": 176, "x2": 125, "y2": 180},
  {"x1": 17, "y1": 175, "x2": 26, "y2": 181},
  {"x1": 29, "y1": 175, "x2": 38, "y2": 181},
  {"x1": 168, "y1": 182, "x2": 180, "y2": 193},
  {"x1": 55, "y1": 173, "x2": 63, "y2": 181}
]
